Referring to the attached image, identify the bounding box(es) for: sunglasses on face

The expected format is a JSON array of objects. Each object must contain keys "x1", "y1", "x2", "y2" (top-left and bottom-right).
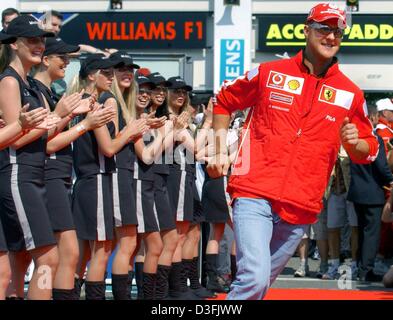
[
  {"x1": 25, "y1": 37, "x2": 46, "y2": 45},
  {"x1": 171, "y1": 88, "x2": 187, "y2": 95},
  {"x1": 152, "y1": 86, "x2": 167, "y2": 93},
  {"x1": 51, "y1": 54, "x2": 69, "y2": 62},
  {"x1": 309, "y1": 22, "x2": 344, "y2": 39},
  {"x1": 138, "y1": 88, "x2": 152, "y2": 95},
  {"x1": 117, "y1": 66, "x2": 134, "y2": 73},
  {"x1": 99, "y1": 69, "x2": 114, "y2": 77}
]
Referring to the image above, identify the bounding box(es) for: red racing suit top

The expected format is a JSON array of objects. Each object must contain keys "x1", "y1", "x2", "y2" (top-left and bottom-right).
[
  {"x1": 214, "y1": 50, "x2": 379, "y2": 225},
  {"x1": 375, "y1": 117, "x2": 393, "y2": 155}
]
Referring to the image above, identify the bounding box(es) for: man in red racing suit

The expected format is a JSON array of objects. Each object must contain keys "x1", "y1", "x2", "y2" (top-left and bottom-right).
[{"x1": 207, "y1": 3, "x2": 379, "y2": 300}]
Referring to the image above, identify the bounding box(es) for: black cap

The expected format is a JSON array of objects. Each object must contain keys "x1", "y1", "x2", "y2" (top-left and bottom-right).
[
  {"x1": 190, "y1": 93, "x2": 203, "y2": 106},
  {"x1": 135, "y1": 75, "x2": 155, "y2": 88},
  {"x1": 44, "y1": 37, "x2": 80, "y2": 56},
  {"x1": 6, "y1": 15, "x2": 54, "y2": 38},
  {"x1": 0, "y1": 30, "x2": 16, "y2": 44},
  {"x1": 79, "y1": 53, "x2": 124, "y2": 79},
  {"x1": 148, "y1": 72, "x2": 171, "y2": 87},
  {"x1": 167, "y1": 76, "x2": 192, "y2": 91},
  {"x1": 110, "y1": 51, "x2": 140, "y2": 69}
]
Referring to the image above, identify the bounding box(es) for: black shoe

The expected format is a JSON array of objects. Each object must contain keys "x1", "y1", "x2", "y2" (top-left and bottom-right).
[
  {"x1": 191, "y1": 286, "x2": 217, "y2": 298},
  {"x1": 206, "y1": 275, "x2": 230, "y2": 293},
  {"x1": 168, "y1": 288, "x2": 204, "y2": 300},
  {"x1": 85, "y1": 281, "x2": 106, "y2": 300},
  {"x1": 364, "y1": 270, "x2": 383, "y2": 282}
]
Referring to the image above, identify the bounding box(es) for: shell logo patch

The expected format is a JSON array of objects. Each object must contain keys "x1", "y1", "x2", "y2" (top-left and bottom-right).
[
  {"x1": 288, "y1": 80, "x2": 300, "y2": 91},
  {"x1": 266, "y1": 71, "x2": 304, "y2": 95}
]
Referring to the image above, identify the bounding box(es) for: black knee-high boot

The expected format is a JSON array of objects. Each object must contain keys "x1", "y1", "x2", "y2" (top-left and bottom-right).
[
  {"x1": 156, "y1": 265, "x2": 171, "y2": 300},
  {"x1": 85, "y1": 281, "x2": 106, "y2": 300},
  {"x1": 142, "y1": 272, "x2": 157, "y2": 300},
  {"x1": 135, "y1": 262, "x2": 144, "y2": 300},
  {"x1": 112, "y1": 274, "x2": 131, "y2": 300},
  {"x1": 73, "y1": 277, "x2": 85, "y2": 300},
  {"x1": 168, "y1": 262, "x2": 187, "y2": 299},
  {"x1": 169, "y1": 262, "x2": 200, "y2": 300},
  {"x1": 205, "y1": 254, "x2": 229, "y2": 293},
  {"x1": 52, "y1": 288, "x2": 78, "y2": 300},
  {"x1": 185, "y1": 257, "x2": 216, "y2": 298}
]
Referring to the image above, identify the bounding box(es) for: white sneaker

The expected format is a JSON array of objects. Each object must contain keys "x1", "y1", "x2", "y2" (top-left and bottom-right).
[
  {"x1": 294, "y1": 264, "x2": 309, "y2": 278},
  {"x1": 374, "y1": 259, "x2": 389, "y2": 276}
]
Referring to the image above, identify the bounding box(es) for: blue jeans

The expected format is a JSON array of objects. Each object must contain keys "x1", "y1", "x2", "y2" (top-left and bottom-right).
[{"x1": 227, "y1": 198, "x2": 308, "y2": 300}]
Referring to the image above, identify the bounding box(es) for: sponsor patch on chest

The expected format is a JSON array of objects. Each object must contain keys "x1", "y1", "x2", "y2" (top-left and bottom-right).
[
  {"x1": 269, "y1": 91, "x2": 294, "y2": 105},
  {"x1": 318, "y1": 85, "x2": 354, "y2": 110},
  {"x1": 266, "y1": 71, "x2": 304, "y2": 95}
]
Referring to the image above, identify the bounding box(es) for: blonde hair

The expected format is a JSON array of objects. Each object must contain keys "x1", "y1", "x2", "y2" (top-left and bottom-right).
[
  {"x1": 67, "y1": 75, "x2": 86, "y2": 95},
  {"x1": 111, "y1": 76, "x2": 137, "y2": 122},
  {"x1": 167, "y1": 89, "x2": 190, "y2": 115}
]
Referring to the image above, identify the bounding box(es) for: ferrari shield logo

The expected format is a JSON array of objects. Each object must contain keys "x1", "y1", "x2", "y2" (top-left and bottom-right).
[
  {"x1": 319, "y1": 85, "x2": 337, "y2": 104},
  {"x1": 324, "y1": 89, "x2": 334, "y2": 101}
]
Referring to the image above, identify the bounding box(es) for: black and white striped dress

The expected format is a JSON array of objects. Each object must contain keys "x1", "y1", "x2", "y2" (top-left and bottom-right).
[
  {"x1": 167, "y1": 141, "x2": 195, "y2": 222},
  {"x1": 105, "y1": 93, "x2": 138, "y2": 228},
  {"x1": 71, "y1": 93, "x2": 116, "y2": 241},
  {"x1": 31, "y1": 78, "x2": 75, "y2": 233},
  {"x1": 0, "y1": 67, "x2": 56, "y2": 252},
  {"x1": 133, "y1": 132, "x2": 160, "y2": 234}
]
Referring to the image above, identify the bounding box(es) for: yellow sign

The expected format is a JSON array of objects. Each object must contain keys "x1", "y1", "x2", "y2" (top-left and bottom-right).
[{"x1": 258, "y1": 15, "x2": 393, "y2": 52}]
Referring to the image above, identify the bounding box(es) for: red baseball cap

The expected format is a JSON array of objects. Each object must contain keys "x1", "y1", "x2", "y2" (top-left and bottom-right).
[{"x1": 307, "y1": 3, "x2": 347, "y2": 29}]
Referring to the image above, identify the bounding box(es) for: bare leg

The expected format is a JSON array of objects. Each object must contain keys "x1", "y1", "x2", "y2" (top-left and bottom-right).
[
  {"x1": 0, "y1": 252, "x2": 11, "y2": 300},
  {"x1": 158, "y1": 229, "x2": 178, "y2": 266},
  {"x1": 6, "y1": 250, "x2": 30, "y2": 298},
  {"x1": 327, "y1": 228, "x2": 341, "y2": 260},
  {"x1": 317, "y1": 239, "x2": 329, "y2": 264},
  {"x1": 112, "y1": 226, "x2": 137, "y2": 275},
  {"x1": 206, "y1": 223, "x2": 226, "y2": 255},
  {"x1": 54, "y1": 230, "x2": 79, "y2": 289},
  {"x1": 27, "y1": 245, "x2": 59, "y2": 300},
  {"x1": 182, "y1": 224, "x2": 200, "y2": 260},
  {"x1": 76, "y1": 239, "x2": 90, "y2": 280},
  {"x1": 86, "y1": 240, "x2": 112, "y2": 281},
  {"x1": 172, "y1": 221, "x2": 190, "y2": 263},
  {"x1": 143, "y1": 232, "x2": 163, "y2": 274}
]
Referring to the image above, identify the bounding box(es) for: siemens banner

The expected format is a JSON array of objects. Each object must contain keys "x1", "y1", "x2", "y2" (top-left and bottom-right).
[
  {"x1": 257, "y1": 14, "x2": 393, "y2": 53},
  {"x1": 220, "y1": 39, "x2": 244, "y2": 85},
  {"x1": 214, "y1": 1, "x2": 251, "y2": 92}
]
